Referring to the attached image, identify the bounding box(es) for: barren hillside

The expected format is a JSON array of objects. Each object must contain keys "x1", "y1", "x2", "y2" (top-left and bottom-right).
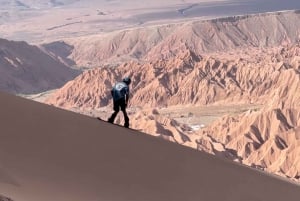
[
  {"x1": 0, "y1": 38, "x2": 79, "y2": 94},
  {"x1": 195, "y1": 106, "x2": 300, "y2": 180},
  {"x1": 42, "y1": 10, "x2": 300, "y2": 182},
  {"x1": 55, "y1": 10, "x2": 300, "y2": 67},
  {"x1": 192, "y1": 46, "x2": 300, "y2": 180},
  {"x1": 46, "y1": 43, "x2": 300, "y2": 109},
  {"x1": 46, "y1": 42, "x2": 300, "y2": 181}
]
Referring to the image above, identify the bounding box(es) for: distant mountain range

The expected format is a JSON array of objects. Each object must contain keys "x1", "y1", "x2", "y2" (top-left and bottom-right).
[{"x1": 51, "y1": 10, "x2": 300, "y2": 67}]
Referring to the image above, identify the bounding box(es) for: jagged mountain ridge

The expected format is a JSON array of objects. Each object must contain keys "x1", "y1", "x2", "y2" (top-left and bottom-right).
[
  {"x1": 46, "y1": 44, "x2": 300, "y2": 109},
  {"x1": 192, "y1": 46, "x2": 300, "y2": 180},
  {"x1": 0, "y1": 38, "x2": 79, "y2": 94},
  {"x1": 195, "y1": 107, "x2": 300, "y2": 180},
  {"x1": 55, "y1": 10, "x2": 300, "y2": 67}
]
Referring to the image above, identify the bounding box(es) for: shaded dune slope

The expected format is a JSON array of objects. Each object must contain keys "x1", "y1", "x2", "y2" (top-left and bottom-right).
[
  {"x1": 0, "y1": 91, "x2": 300, "y2": 201},
  {"x1": 0, "y1": 38, "x2": 79, "y2": 94},
  {"x1": 0, "y1": 195, "x2": 13, "y2": 201}
]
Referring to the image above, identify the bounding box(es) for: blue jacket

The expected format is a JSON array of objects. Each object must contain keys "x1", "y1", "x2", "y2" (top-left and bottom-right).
[{"x1": 111, "y1": 82, "x2": 130, "y2": 101}]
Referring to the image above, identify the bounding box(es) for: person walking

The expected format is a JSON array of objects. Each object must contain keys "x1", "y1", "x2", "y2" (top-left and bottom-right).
[{"x1": 108, "y1": 77, "x2": 131, "y2": 128}]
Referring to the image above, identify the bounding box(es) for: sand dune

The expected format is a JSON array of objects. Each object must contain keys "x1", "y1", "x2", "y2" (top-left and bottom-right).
[
  {"x1": 0, "y1": 195, "x2": 13, "y2": 201},
  {"x1": 1, "y1": 91, "x2": 300, "y2": 201}
]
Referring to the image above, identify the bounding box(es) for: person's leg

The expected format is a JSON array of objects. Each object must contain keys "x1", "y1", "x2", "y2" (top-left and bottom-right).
[
  {"x1": 122, "y1": 110, "x2": 129, "y2": 128},
  {"x1": 120, "y1": 99, "x2": 129, "y2": 128},
  {"x1": 108, "y1": 101, "x2": 120, "y2": 123}
]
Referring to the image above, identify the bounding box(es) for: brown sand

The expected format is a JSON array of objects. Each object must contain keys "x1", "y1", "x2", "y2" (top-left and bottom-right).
[{"x1": 0, "y1": 91, "x2": 300, "y2": 201}]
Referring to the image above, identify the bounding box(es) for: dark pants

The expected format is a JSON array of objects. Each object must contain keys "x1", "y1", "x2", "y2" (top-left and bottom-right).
[{"x1": 108, "y1": 98, "x2": 129, "y2": 128}]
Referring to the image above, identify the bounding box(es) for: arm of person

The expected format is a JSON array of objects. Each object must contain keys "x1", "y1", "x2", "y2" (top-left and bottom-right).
[
  {"x1": 125, "y1": 88, "x2": 130, "y2": 106},
  {"x1": 125, "y1": 94, "x2": 129, "y2": 106}
]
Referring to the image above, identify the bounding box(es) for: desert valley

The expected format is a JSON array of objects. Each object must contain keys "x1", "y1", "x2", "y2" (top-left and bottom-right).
[{"x1": 1, "y1": 0, "x2": 300, "y2": 200}]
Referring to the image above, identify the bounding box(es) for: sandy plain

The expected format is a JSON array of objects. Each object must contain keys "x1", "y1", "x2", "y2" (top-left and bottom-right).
[{"x1": 1, "y1": 0, "x2": 300, "y2": 43}]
